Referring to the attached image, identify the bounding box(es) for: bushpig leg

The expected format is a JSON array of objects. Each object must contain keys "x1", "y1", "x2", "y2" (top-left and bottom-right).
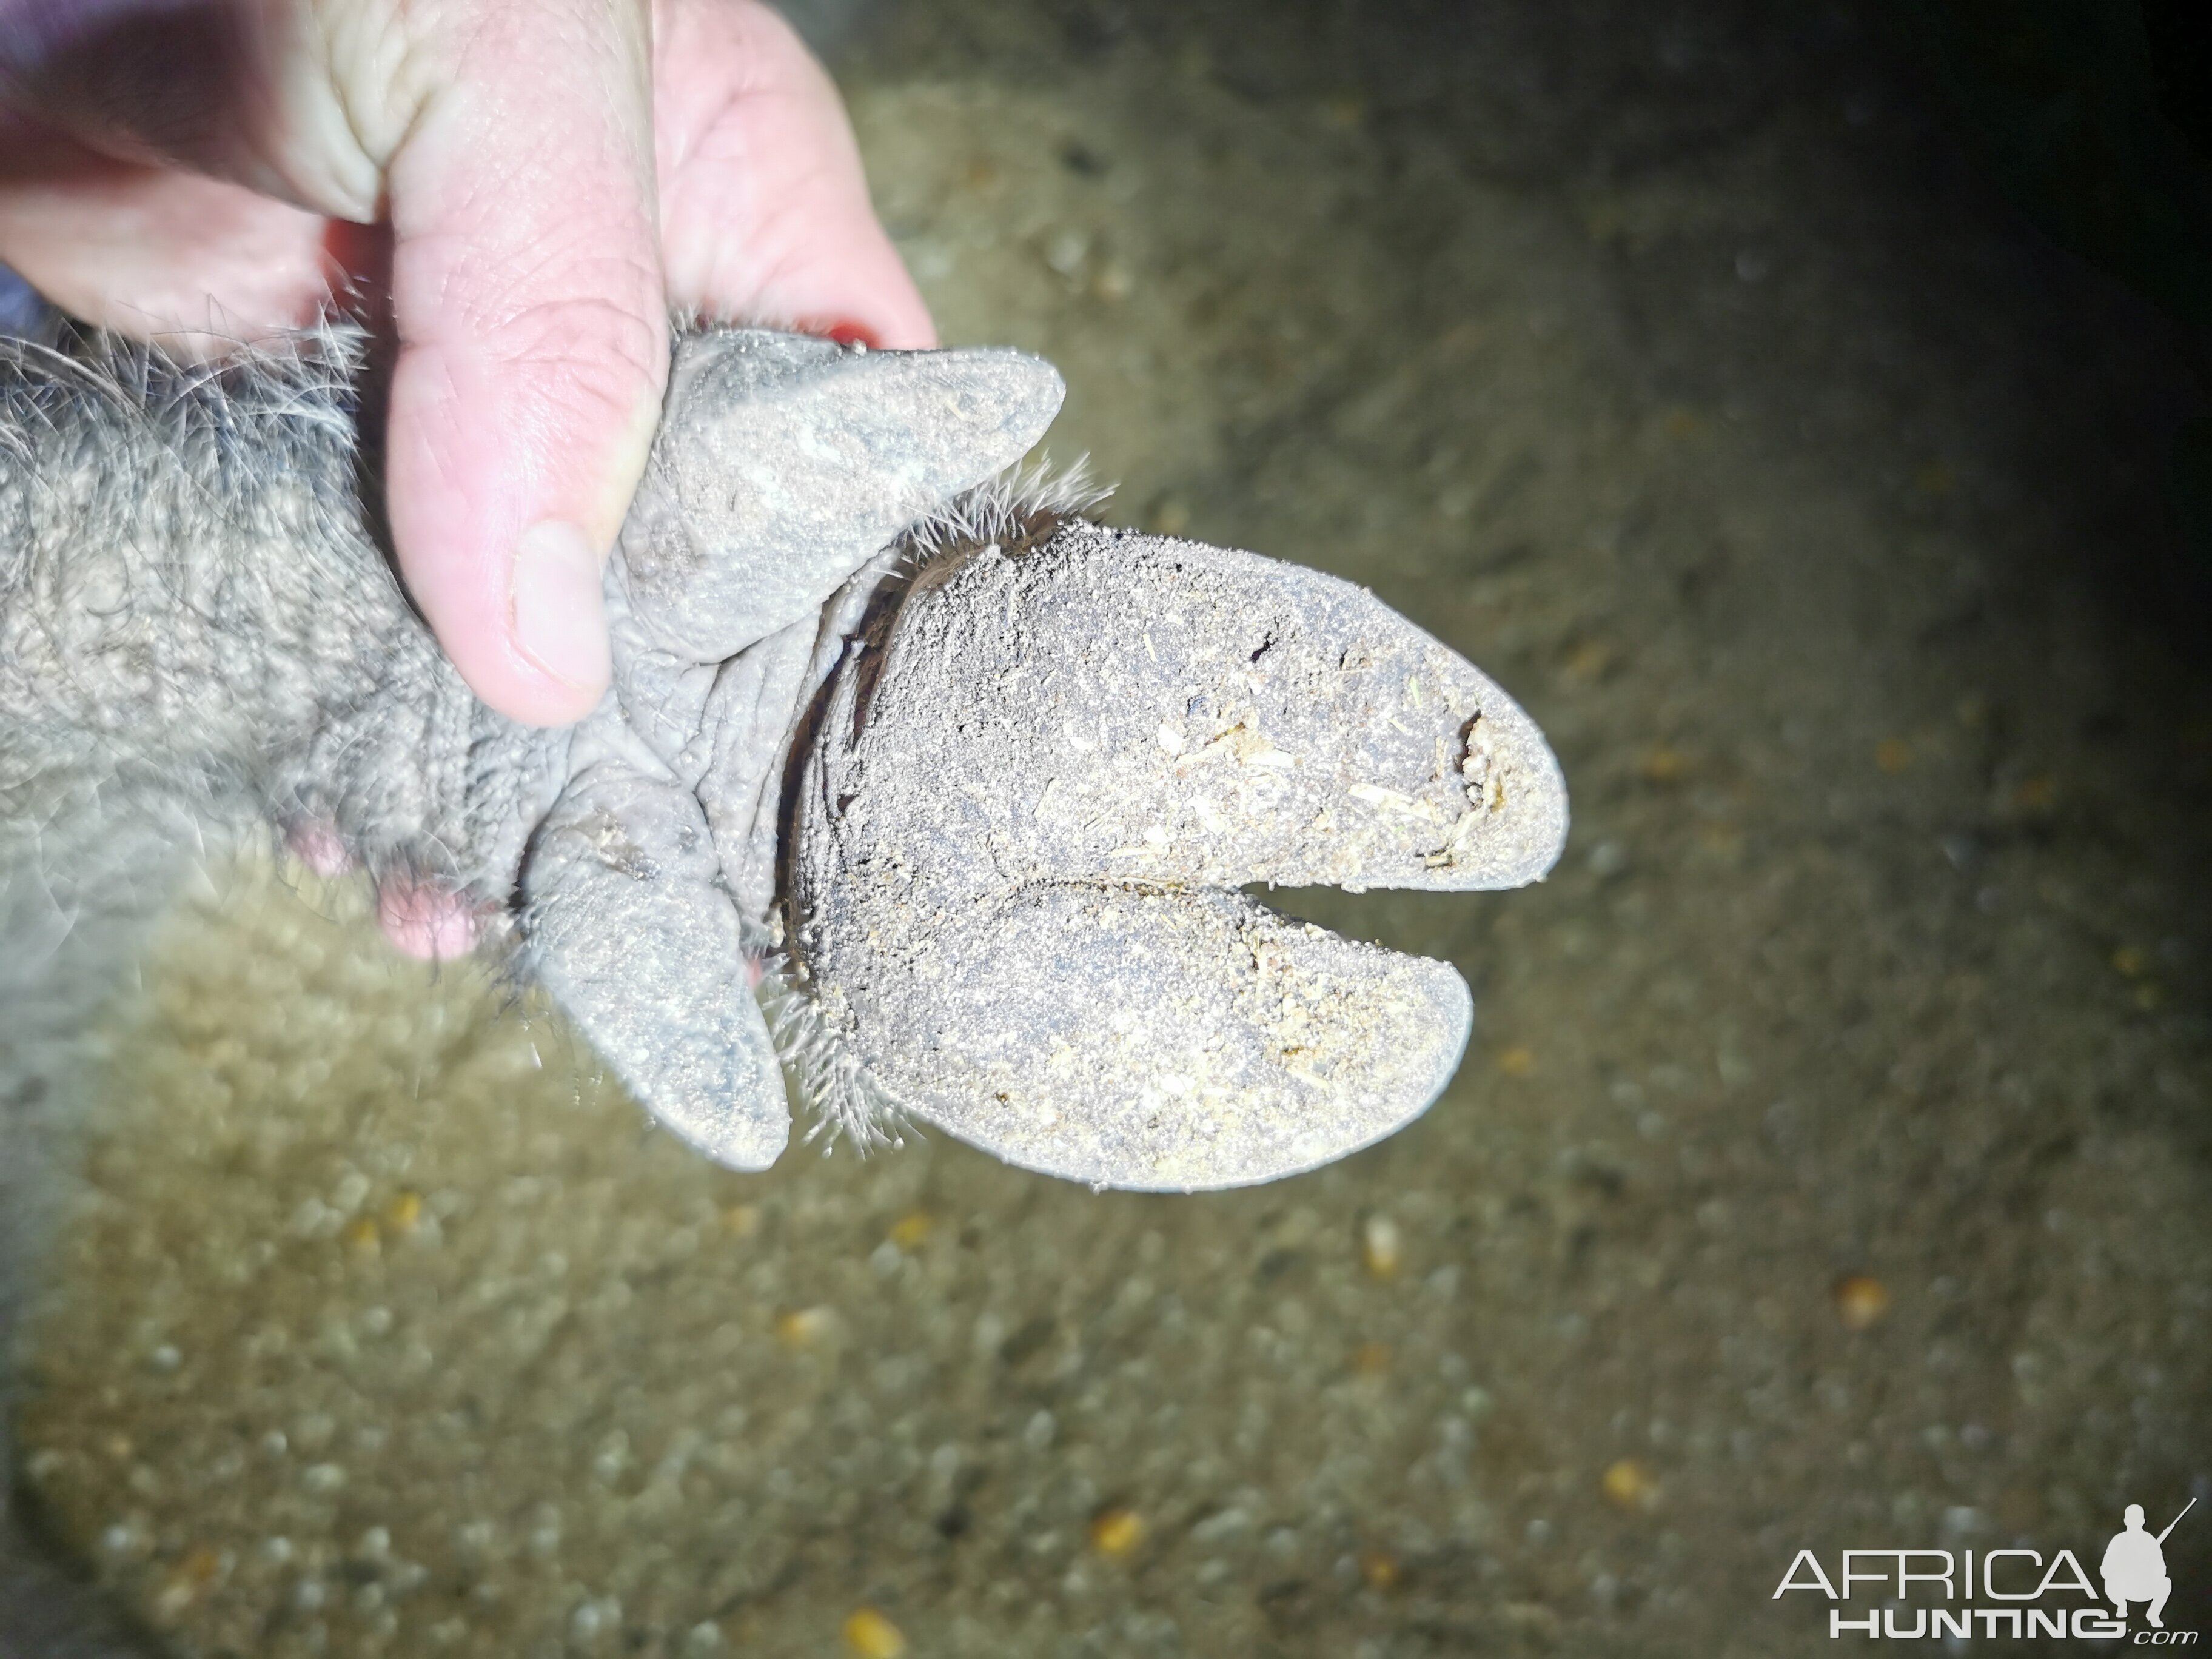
[
  {"x1": 0, "y1": 319, "x2": 556, "y2": 1657},
  {"x1": 0, "y1": 315, "x2": 1059, "y2": 1648}
]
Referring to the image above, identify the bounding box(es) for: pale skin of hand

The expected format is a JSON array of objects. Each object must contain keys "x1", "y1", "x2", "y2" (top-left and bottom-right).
[{"x1": 0, "y1": 0, "x2": 935, "y2": 957}]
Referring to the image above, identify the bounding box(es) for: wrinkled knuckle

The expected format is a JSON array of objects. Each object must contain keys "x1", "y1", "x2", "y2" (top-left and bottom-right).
[
  {"x1": 458, "y1": 301, "x2": 665, "y2": 468},
  {"x1": 489, "y1": 280, "x2": 665, "y2": 385}
]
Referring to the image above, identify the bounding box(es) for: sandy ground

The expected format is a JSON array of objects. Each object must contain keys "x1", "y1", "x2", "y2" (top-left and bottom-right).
[{"x1": 10, "y1": 1, "x2": 2212, "y2": 1654}]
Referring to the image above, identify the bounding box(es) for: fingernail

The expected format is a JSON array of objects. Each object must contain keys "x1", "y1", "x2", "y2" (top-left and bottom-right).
[{"x1": 512, "y1": 520, "x2": 612, "y2": 699}]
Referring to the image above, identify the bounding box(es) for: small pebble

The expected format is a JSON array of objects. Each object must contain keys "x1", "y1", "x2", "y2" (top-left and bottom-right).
[
  {"x1": 1360, "y1": 1214, "x2": 1402, "y2": 1279},
  {"x1": 1090, "y1": 1507, "x2": 1145, "y2": 1557},
  {"x1": 152, "y1": 1578, "x2": 197, "y2": 1621},
  {"x1": 1359, "y1": 1549, "x2": 1401, "y2": 1591},
  {"x1": 775, "y1": 1307, "x2": 836, "y2": 1349},
  {"x1": 1875, "y1": 737, "x2": 1913, "y2": 773},
  {"x1": 1496, "y1": 1045, "x2": 1534, "y2": 1078},
  {"x1": 843, "y1": 1606, "x2": 907, "y2": 1658},
  {"x1": 1834, "y1": 1274, "x2": 1889, "y2": 1331},
  {"x1": 1601, "y1": 1458, "x2": 1658, "y2": 1511},
  {"x1": 888, "y1": 1212, "x2": 933, "y2": 1250},
  {"x1": 301, "y1": 1463, "x2": 346, "y2": 1493}
]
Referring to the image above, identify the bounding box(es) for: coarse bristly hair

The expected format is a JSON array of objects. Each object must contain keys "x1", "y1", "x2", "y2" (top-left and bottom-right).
[
  {"x1": 1, "y1": 312, "x2": 381, "y2": 1255},
  {"x1": 897, "y1": 454, "x2": 1111, "y2": 569},
  {"x1": 1, "y1": 314, "x2": 393, "y2": 849}
]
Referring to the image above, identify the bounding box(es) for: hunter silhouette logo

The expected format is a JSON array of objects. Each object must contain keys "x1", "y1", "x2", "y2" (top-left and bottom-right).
[
  {"x1": 2105, "y1": 1500, "x2": 2191, "y2": 1631},
  {"x1": 1774, "y1": 1495, "x2": 2200, "y2": 1642}
]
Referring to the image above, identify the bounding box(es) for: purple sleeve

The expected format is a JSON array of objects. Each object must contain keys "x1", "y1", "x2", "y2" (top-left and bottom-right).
[
  {"x1": 0, "y1": 0, "x2": 210, "y2": 77},
  {"x1": 0, "y1": 267, "x2": 47, "y2": 336}
]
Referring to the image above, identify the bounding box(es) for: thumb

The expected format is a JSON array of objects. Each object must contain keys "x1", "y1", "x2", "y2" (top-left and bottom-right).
[{"x1": 381, "y1": 0, "x2": 667, "y2": 727}]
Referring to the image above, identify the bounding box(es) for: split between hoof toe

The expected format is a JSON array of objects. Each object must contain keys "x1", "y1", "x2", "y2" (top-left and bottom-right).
[{"x1": 793, "y1": 521, "x2": 1568, "y2": 1190}]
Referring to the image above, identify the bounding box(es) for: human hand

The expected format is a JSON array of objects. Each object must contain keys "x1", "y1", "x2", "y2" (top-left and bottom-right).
[{"x1": 0, "y1": 0, "x2": 933, "y2": 729}]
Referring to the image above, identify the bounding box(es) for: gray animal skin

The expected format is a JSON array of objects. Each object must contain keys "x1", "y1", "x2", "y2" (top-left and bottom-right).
[
  {"x1": 0, "y1": 317, "x2": 1565, "y2": 1649},
  {"x1": 1, "y1": 318, "x2": 1567, "y2": 1191}
]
